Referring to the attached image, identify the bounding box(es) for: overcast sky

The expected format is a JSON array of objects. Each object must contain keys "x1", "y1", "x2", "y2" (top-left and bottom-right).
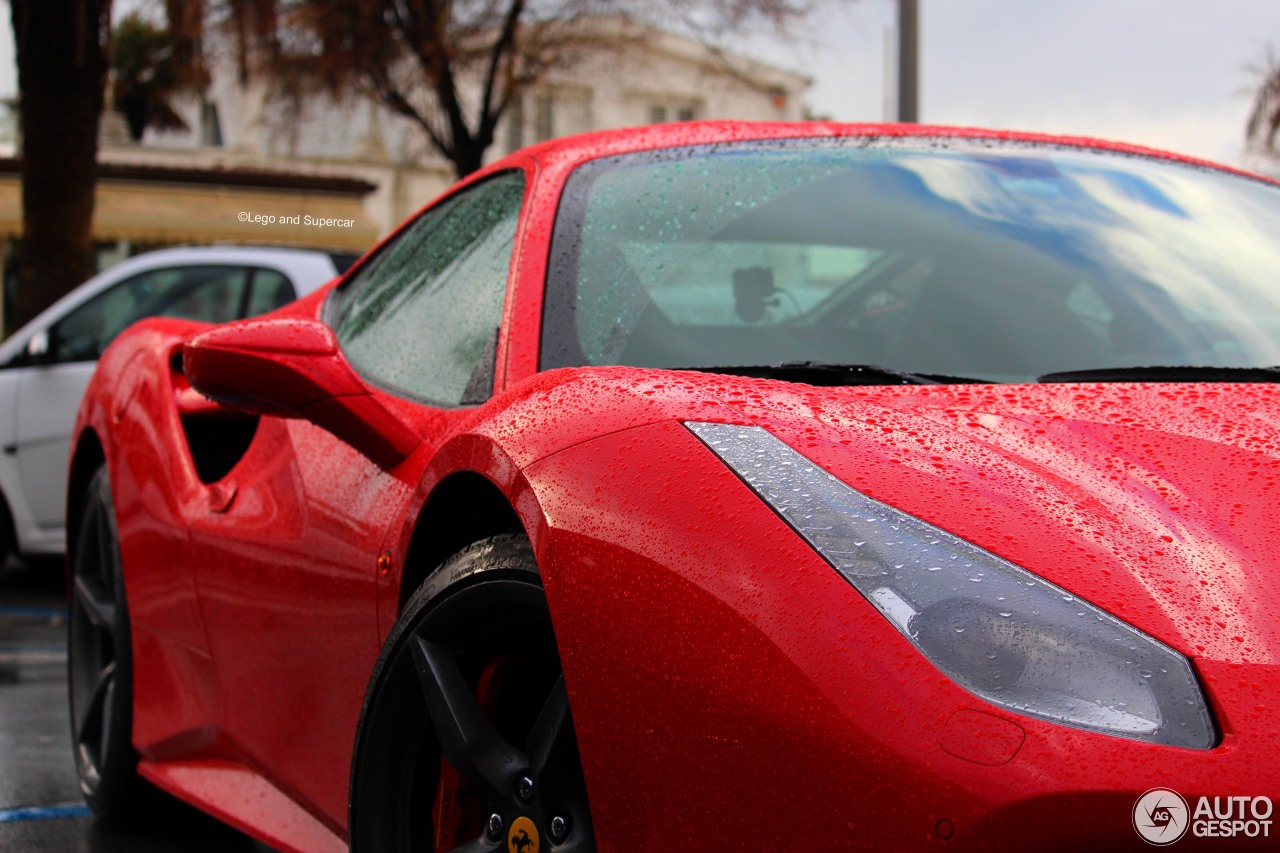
[
  {"x1": 1, "y1": 1, "x2": 1277, "y2": 167},
  {"x1": 758, "y1": 0, "x2": 1280, "y2": 166}
]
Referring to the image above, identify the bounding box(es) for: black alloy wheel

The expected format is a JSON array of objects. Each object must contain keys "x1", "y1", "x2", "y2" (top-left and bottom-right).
[
  {"x1": 67, "y1": 467, "x2": 149, "y2": 822},
  {"x1": 349, "y1": 534, "x2": 596, "y2": 853}
]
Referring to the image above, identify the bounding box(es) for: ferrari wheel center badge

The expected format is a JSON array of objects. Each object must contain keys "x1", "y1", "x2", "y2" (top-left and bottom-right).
[{"x1": 508, "y1": 816, "x2": 539, "y2": 853}]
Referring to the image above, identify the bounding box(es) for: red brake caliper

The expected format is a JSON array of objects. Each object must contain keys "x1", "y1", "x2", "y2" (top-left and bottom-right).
[{"x1": 433, "y1": 654, "x2": 514, "y2": 851}]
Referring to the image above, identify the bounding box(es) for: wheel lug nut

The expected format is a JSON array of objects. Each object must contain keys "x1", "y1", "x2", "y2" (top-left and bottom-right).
[
  {"x1": 550, "y1": 815, "x2": 570, "y2": 843},
  {"x1": 486, "y1": 813, "x2": 504, "y2": 840},
  {"x1": 516, "y1": 775, "x2": 535, "y2": 803}
]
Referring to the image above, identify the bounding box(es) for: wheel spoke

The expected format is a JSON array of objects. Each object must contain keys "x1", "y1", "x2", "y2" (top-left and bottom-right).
[
  {"x1": 92, "y1": 503, "x2": 116, "y2": 589},
  {"x1": 527, "y1": 675, "x2": 589, "y2": 808},
  {"x1": 526, "y1": 675, "x2": 568, "y2": 775},
  {"x1": 75, "y1": 660, "x2": 115, "y2": 747},
  {"x1": 99, "y1": 677, "x2": 117, "y2": 768},
  {"x1": 411, "y1": 636, "x2": 527, "y2": 804},
  {"x1": 526, "y1": 676, "x2": 593, "y2": 847},
  {"x1": 73, "y1": 575, "x2": 117, "y2": 631}
]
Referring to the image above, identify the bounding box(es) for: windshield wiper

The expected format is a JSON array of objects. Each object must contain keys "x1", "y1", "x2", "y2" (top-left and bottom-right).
[
  {"x1": 1037, "y1": 365, "x2": 1280, "y2": 383},
  {"x1": 681, "y1": 361, "x2": 986, "y2": 386}
]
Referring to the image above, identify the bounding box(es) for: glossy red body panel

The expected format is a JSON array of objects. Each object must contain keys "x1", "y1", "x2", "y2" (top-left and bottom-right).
[
  {"x1": 523, "y1": 419, "x2": 1280, "y2": 849},
  {"x1": 70, "y1": 122, "x2": 1280, "y2": 852}
]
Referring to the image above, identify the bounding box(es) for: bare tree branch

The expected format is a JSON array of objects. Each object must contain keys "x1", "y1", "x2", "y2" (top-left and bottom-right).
[
  {"x1": 180, "y1": 0, "x2": 815, "y2": 177},
  {"x1": 1247, "y1": 49, "x2": 1280, "y2": 156}
]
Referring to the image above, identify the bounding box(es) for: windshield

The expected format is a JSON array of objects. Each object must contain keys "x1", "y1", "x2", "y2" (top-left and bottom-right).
[{"x1": 542, "y1": 138, "x2": 1280, "y2": 383}]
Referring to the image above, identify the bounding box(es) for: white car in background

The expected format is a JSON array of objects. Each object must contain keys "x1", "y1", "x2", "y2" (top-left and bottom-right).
[{"x1": 0, "y1": 245, "x2": 356, "y2": 560}]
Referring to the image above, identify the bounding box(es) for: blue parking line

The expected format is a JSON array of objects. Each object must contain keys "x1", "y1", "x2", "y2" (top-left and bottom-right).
[
  {"x1": 0, "y1": 803, "x2": 91, "y2": 822},
  {"x1": 0, "y1": 604, "x2": 68, "y2": 620}
]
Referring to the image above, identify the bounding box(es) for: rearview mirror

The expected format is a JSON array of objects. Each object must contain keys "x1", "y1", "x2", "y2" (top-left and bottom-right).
[{"x1": 183, "y1": 318, "x2": 419, "y2": 469}]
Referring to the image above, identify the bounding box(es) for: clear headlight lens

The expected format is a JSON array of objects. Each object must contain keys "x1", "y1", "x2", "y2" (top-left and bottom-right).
[{"x1": 687, "y1": 422, "x2": 1216, "y2": 749}]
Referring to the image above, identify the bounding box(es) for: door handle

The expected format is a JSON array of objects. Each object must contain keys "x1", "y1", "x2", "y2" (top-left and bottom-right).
[{"x1": 207, "y1": 482, "x2": 237, "y2": 513}]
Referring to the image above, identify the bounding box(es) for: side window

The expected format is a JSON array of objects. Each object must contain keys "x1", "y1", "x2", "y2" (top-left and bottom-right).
[
  {"x1": 245, "y1": 268, "x2": 296, "y2": 317},
  {"x1": 48, "y1": 265, "x2": 249, "y2": 364},
  {"x1": 149, "y1": 267, "x2": 248, "y2": 324},
  {"x1": 336, "y1": 171, "x2": 524, "y2": 405}
]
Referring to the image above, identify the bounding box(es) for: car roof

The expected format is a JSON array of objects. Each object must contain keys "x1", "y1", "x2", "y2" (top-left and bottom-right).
[
  {"x1": 0, "y1": 245, "x2": 344, "y2": 362},
  {"x1": 485, "y1": 120, "x2": 1273, "y2": 187}
]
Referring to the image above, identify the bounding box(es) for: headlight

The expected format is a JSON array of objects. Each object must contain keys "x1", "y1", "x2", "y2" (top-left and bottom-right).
[{"x1": 686, "y1": 422, "x2": 1216, "y2": 750}]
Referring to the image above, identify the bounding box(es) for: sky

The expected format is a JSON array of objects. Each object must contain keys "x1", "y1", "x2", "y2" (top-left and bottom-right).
[
  {"x1": 750, "y1": 0, "x2": 1280, "y2": 167},
  {"x1": 1, "y1": 0, "x2": 1277, "y2": 168}
]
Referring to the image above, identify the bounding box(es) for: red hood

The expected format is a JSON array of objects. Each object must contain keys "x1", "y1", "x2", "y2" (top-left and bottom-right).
[
  {"x1": 749, "y1": 381, "x2": 1280, "y2": 670},
  {"x1": 488, "y1": 369, "x2": 1280, "y2": 670}
]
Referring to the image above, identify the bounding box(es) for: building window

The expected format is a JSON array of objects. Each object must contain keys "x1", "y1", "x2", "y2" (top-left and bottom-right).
[
  {"x1": 200, "y1": 99, "x2": 223, "y2": 147},
  {"x1": 507, "y1": 89, "x2": 590, "y2": 151},
  {"x1": 506, "y1": 96, "x2": 525, "y2": 153},
  {"x1": 646, "y1": 101, "x2": 701, "y2": 125},
  {"x1": 534, "y1": 94, "x2": 554, "y2": 142}
]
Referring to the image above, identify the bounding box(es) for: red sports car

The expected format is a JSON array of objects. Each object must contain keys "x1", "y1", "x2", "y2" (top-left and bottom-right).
[{"x1": 68, "y1": 123, "x2": 1280, "y2": 852}]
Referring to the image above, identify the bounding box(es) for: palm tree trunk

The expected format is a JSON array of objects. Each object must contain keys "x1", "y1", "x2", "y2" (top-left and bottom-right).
[{"x1": 9, "y1": 0, "x2": 112, "y2": 329}]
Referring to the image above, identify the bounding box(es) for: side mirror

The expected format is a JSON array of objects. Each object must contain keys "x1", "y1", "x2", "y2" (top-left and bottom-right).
[
  {"x1": 26, "y1": 330, "x2": 52, "y2": 364},
  {"x1": 183, "y1": 318, "x2": 420, "y2": 469}
]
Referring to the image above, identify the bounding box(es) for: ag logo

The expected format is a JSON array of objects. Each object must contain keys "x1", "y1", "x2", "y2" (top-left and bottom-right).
[
  {"x1": 1134, "y1": 788, "x2": 1190, "y2": 845},
  {"x1": 508, "y1": 816, "x2": 539, "y2": 853}
]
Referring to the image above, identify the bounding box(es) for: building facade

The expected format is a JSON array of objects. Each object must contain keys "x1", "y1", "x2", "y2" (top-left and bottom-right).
[
  {"x1": 140, "y1": 17, "x2": 811, "y2": 233},
  {"x1": 0, "y1": 18, "x2": 810, "y2": 333}
]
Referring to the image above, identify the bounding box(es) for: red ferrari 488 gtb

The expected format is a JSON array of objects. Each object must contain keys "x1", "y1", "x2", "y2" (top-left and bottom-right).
[{"x1": 68, "y1": 123, "x2": 1280, "y2": 851}]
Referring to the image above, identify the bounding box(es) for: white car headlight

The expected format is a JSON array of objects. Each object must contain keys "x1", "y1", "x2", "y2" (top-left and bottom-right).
[{"x1": 687, "y1": 422, "x2": 1216, "y2": 750}]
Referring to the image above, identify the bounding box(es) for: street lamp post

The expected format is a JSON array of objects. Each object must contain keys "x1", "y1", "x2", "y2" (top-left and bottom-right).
[{"x1": 897, "y1": 0, "x2": 919, "y2": 123}]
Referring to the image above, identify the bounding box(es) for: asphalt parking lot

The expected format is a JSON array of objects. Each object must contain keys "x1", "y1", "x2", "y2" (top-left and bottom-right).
[{"x1": 0, "y1": 555, "x2": 275, "y2": 852}]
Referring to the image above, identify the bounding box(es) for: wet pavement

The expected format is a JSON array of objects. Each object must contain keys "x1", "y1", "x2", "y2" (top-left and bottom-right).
[{"x1": 0, "y1": 555, "x2": 277, "y2": 852}]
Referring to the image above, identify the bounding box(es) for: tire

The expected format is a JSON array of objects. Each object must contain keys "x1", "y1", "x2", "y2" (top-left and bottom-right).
[
  {"x1": 0, "y1": 489, "x2": 15, "y2": 566},
  {"x1": 67, "y1": 467, "x2": 153, "y2": 824},
  {"x1": 349, "y1": 534, "x2": 596, "y2": 853}
]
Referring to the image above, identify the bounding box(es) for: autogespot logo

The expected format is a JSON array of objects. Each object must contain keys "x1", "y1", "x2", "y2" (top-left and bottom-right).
[
  {"x1": 1133, "y1": 789, "x2": 1276, "y2": 844},
  {"x1": 1134, "y1": 788, "x2": 1190, "y2": 845}
]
